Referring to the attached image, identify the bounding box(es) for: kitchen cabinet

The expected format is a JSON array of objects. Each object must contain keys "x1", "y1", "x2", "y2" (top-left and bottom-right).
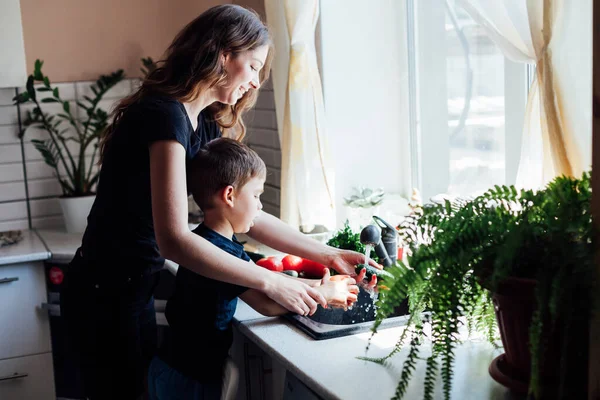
[
  {"x1": 231, "y1": 325, "x2": 286, "y2": 400},
  {"x1": 0, "y1": 230, "x2": 55, "y2": 399},
  {"x1": 282, "y1": 372, "x2": 323, "y2": 400},
  {"x1": 0, "y1": 352, "x2": 55, "y2": 400},
  {"x1": 0, "y1": 262, "x2": 52, "y2": 360},
  {"x1": 0, "y1": 0, "x2": 28, "y2": 88},
  {"x1": 0, "y1": 261, "x2": 55, "y2": 399}
]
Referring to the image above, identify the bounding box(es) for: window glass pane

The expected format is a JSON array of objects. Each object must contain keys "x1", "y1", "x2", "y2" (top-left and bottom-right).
[{"x1": 445, "y1": 4, "x2": 506, "y2": 195}]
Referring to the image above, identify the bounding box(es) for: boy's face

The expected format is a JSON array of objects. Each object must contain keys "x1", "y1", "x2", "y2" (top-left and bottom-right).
[{"x1": 231, "y1": 175, "x2": 265, "y2": 234}]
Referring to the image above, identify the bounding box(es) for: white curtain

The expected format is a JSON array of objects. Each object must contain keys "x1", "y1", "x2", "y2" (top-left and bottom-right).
[
  {"x1": 458, "y1": 0, "x2": 591, "y2": 188},
  {"x1": 264, "y1": 0, "x2": 336, "y2": 231}
]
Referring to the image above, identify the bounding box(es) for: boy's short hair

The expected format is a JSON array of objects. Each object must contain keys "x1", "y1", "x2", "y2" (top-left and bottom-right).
[{"x1": 188, "y1": 137, "x2": 267, "y2": 210}]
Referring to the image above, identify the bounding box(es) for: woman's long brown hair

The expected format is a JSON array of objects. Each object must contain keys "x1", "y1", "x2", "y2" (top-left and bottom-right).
[{"x1": 99, "y1": 4, "x2": 273, "y2": 162}]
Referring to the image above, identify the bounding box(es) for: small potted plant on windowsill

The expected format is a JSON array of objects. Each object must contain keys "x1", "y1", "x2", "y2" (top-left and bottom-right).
[
  {"x1": 13, "y1": 60, "x2": 125, "y2": 233},
  {"x1": 366, "y1": 172, "x2": 595, "y2": 399},
  {"x1": 343, "y1": 186, "x2": 386, "y2": 232}
]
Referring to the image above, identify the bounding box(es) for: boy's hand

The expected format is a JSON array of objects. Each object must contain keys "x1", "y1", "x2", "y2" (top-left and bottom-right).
[
  {"x1": 356, "y1": 267, "x2": 378, "y2": 291},
  {"x1": 316, "y1": 268, "x2": 360, "y2": 310}
]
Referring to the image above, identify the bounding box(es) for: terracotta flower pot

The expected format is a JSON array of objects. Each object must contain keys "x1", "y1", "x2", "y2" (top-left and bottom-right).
[{"x1": 488, "y1": 277, "x2": 560, "y2": 394}]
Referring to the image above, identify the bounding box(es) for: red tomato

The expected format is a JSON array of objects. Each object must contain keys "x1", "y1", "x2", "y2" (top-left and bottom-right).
[
  {"x1": 397, "y1": 247, "x2": 404, "y2": 261},
  {"x1": 299, "y1": 258, "x2": 327, "y2": 278},
  {"x1": 282, "y1": 255, "x2": 304, "y2": 272},
  {"x1": 256, "y1": 256, "x2": 283, "y2": 272}
]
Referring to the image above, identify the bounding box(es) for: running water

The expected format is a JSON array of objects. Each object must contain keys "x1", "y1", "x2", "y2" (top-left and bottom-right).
[{"x1": 364, "y1": 244, "x2": 373, "y2": 266}]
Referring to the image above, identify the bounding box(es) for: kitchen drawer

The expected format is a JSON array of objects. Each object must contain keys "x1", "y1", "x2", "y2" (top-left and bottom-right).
[
  {"x1": 0, "y1": 352, "x2": 55, "y2": 400},
  {"x1": 0, "y1": 262, "x2": 51, "y2": 359}
]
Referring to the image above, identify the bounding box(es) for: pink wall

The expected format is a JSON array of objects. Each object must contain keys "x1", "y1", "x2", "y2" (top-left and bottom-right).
[{"x1": 19, "y1": 0, "x2": 231, "y2": 82}]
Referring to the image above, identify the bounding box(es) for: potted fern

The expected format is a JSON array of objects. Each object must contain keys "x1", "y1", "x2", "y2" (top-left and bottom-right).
[
  {"x1": 13, "y1": 60, "x2": 124, "y2": 233},
  {"x1": 367, "y1": 172, "x2": 594, "y2": 399}
]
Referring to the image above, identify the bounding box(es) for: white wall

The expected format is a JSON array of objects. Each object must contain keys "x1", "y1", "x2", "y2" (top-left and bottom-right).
[
  {"x1": 0, "y1": 0, "x2": 27, "y2": 88},
  {"x1": 319, "y1": 0, "x2": 412, "y2": 228}
]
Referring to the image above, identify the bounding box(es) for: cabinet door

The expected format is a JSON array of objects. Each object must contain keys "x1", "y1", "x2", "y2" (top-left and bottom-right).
[
  {"x1": 0, "y1": 0, "x2": 27, "y2": 88},
  {"x1": 282, "y1": 372, "x2": 323, "y2": 400},
  {"x1": 0, "y1": 352, "x2": 56, "y2": 400},
  {"x1": 0, "y1": 262, "x2": 51, "y2": 359}
]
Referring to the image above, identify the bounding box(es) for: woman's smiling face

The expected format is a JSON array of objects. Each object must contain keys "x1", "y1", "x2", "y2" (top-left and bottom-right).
[{"x1": 216, "y1": 45, "x2": 269, "y2": 105}]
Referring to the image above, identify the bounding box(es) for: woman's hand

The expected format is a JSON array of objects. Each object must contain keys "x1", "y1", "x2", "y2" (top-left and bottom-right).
[
  {"x1": 325, "y1": 248, "x2": 382, "y2": 276},
  {"x1": 317, "y1": 268, "x2": 359, "y2": 310},
  {"x1": 262, "y1": 273, "x2": 327, "y2": 316}
]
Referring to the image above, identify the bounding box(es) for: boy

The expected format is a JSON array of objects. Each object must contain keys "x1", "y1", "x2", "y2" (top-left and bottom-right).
[{"x1": 148, "y1": 138, "x2": 360, "y2": 400}]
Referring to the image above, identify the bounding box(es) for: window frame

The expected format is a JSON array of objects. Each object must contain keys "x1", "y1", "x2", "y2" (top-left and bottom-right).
[{"x1": 407, "y1": 0, "x2": 529, "y2": 201}]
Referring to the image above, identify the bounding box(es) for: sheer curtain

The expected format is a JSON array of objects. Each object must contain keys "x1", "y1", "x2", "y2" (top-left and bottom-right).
[
  {"x1": 458, "y1": 0, "x2": 590, "y2": 188},
  {"x1": 264, "y1": 0, "x2": 336, "y2": 231}
]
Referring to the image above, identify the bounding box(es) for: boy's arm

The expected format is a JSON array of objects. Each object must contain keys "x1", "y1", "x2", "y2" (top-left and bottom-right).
[
  {"x1": 240, "y1": 269, "x2": 360, "y2": 316},
  {"x1": 239, "y1": 289, "x2": 289, "y2": 316}
]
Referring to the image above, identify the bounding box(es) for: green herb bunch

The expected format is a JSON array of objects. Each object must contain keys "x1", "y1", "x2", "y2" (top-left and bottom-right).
[{"x1": 327, "y1": 220, "x2": 376, "y2": 258}]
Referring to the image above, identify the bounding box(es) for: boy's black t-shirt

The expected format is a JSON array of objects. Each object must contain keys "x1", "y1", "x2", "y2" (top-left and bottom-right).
[
  {"x1": 80, "y1": 95, "x2": 221, "y2": 277},
  {"x1": 160, "y1": 223, "x2": 250, "y2": 383}
]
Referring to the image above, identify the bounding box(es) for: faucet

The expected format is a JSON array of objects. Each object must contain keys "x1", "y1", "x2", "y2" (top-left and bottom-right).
[{"x1": 359, "y1": 216, "x2": 398, "y2": 267}]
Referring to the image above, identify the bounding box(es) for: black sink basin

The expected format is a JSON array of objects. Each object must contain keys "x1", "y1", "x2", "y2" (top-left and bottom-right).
[{"x1": 285, "y1": 288, "x2": 409, "y2": 340}]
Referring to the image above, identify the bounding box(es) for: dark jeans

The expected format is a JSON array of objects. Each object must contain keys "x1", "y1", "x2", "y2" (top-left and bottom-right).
[
  {"x1": 61, "y1": 254, "x2": 160, "y2": 399},
  {"x1": 147, "y1": 356, "x2": 222, "y2": 400}
]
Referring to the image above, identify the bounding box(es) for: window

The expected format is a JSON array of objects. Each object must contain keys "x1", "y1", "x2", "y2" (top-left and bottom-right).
[{"x1": 408, "y1": 0, "x2": 529, "y2": 201}]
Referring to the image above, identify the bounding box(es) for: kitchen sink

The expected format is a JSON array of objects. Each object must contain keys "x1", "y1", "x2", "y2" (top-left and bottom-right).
[{"x1": 285, "y1": 289, "x2": 410, "y2": 340}]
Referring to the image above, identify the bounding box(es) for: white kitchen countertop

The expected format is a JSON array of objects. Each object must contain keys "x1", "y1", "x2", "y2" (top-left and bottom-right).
[
  {"x1": 35, "y1": 229, "x2": 82, "y2": 263},
  {"x1": 0, "y1": 230, "x2": 50, "y2": 265},
  {"x1": 236, "y1": 314, "x2": 519, "y2": 400},
  {"x1": 13, "y1": 229, "x2": 518, "y2": 399}
]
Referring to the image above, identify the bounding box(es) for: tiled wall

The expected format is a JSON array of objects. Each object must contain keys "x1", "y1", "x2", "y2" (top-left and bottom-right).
[
  {"x1": 244, "y1": 79, "x2": 281, "y2": 218},
  {"x1": 0, "y1": 79, "x2": 280, "y2": 232},
  {"x1": 0, "y1": 79, "x2": 135, "y2": 231}
]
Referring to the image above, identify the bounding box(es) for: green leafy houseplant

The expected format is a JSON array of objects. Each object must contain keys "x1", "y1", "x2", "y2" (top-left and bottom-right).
[
  {"x1": 366, "y1": 172, "x2": 595, "y2": 400},
  {"x1": 13, "y1": 59, "x2": 124, "y2": 197},
  {"x1": 344, "y1": 187, "x2": 385, "y2": 208}
]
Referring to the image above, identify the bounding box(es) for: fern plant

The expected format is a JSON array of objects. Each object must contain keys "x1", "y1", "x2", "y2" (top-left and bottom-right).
[
  {"x1": 13, "y1": 59, "x2": 124, "y2": 197},
  {"x1": 365, "y1": 172, "x2": 594, "y2": 400}
]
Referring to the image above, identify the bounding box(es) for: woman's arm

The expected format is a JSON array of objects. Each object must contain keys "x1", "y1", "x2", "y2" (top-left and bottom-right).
[
  {"x1": 149, "y1": 140, "x2": 326, "y2": 315},
  {"x1": 247, "y1": 211, "x2": 382, "y2": 276}
]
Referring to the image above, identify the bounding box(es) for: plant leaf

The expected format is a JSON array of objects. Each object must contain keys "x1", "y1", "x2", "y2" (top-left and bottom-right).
[
  {"x1": 33, "y1": 59, "x2": 44, "y2": 81},
  {"x1": 12, "y1": 91, "x2": 30, "y2": 104},
  {"x1": 26, "y1": 76, "x2": 36, "y2": 101}
]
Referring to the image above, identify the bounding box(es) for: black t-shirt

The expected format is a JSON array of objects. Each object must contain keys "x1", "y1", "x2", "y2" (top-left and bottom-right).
[
  {"x1": 80, "y1": 96, "x2": 221, "y2": 276},
  {"x1": 160, "y1": 223, "x2": 250, "y2": 383}
]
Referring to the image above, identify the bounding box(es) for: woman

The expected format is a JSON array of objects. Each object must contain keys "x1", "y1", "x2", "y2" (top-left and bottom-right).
[{"x1": 61, "y1": 5, "x2": 378, "y2": 399}]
